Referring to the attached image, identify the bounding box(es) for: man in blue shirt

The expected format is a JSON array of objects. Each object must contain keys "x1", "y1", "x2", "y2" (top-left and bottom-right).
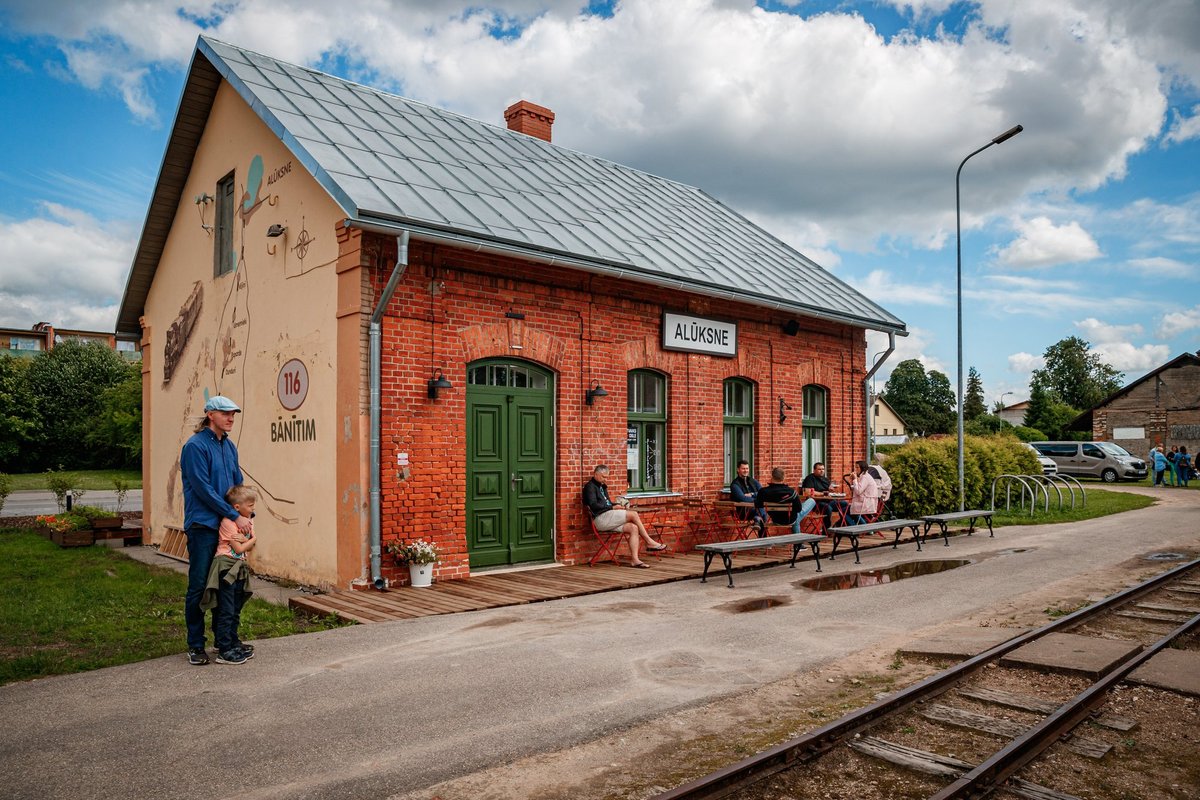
[{"x1": 181, "y1": 396, "x2": 253, "y2": 665}]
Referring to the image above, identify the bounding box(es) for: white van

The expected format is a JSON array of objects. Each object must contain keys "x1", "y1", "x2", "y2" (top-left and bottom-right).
[{"x1": 1030, "y1": 441, "x2": 1148, "y2": 483}]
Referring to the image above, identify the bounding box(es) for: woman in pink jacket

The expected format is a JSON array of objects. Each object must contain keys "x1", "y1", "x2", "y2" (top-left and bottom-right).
[{"x1": 845, "y1": 460, "x2": 881, "y2": 524}]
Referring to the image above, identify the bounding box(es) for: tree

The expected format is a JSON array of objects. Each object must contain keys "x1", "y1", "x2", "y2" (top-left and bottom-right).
[
  {"x1": 882, "y1": 359, "x2": 956, "y2": 436},
  {"x1": 25, "y1": 341, "x2": 137, "y2": 470},
  {"x1": 1032, "y1": 336, "x2": 1123, "y2": 410},
  {"x1": 963, "y1": 367, "x2": 987, "y2": 421},
  {"x1": 0, "y1": 355, "x2": 38, "y2": 471},
  {"x1": 85, "y1": 366, "x2": 143, "y2": 466},
  {"x1": 1023, "y1": 381, "x2": 1080, "y2": 440}
]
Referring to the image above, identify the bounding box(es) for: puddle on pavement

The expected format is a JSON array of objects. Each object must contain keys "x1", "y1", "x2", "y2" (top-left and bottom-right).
[
  {"x1": 719, "y1": 596, "x2": 793, "y2": 613},
  {"x1": 996, "y1": 548, "x2": 1031, "y2": 555},
  {"x1": 1144, "y1": 552, "x2": 1189, "y2": 561},
  {"x1": 794, "y1": 559, "x2": 973, "y2": 591}
]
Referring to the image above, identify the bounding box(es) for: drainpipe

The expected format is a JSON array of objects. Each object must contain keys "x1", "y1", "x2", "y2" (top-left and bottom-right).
[
  {"x1": 865, "y1": 331, "x2": 895, "y2": 463},
  {"x1": 369, "y1": 231, "x2": 410, "y2": 589}
]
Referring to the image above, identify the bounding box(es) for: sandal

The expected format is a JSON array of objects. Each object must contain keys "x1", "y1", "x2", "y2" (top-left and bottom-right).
[
  {"x1": 647, "y1": 544, "x2": 668, "y2": 552},
  {"x1": 631, "y1": 561, "x2": 650, "y2": 568}
]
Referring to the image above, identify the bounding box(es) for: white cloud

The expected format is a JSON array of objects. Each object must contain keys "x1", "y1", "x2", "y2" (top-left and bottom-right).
[
  {"x1": 968, "y1": 274, "x2": 1146, "y2": 317},
  {"x1": 1091, "y1": 341, "x2": 1170, "y2": 372},
  {"x1": 1008, "y1": 351, "x2": 1044, "y2": 374},
  {"x1": 1165, "y1": 104, "x2": 1200, "y2": 145},
  {"x1": 1, "y1": 0, "x2": 1189, "y2": 253},
  {"x1": 850, "y1": 269, "x2": 950, "y2": 306},
  {"x1": 0, "y1": 203, "x2": 134, "y2": 329},
  {"x1": 995, "y1": 216, "x2": 1102, "y2": 268},
  {"x1": 1074, "y1": 317, "x2": 1144, "y2": 344},
  {"x1": 1158, "y1": 306, "x2": 1200, "y2": 339},
  {"x1": 1126, "y1": 256, "x2": 1193, "y2": 277}
]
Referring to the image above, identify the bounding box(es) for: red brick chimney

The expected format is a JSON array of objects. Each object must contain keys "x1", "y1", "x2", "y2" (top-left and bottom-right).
[{"x1": 504, "y1": 100, "x2": 555, "y2": 143}]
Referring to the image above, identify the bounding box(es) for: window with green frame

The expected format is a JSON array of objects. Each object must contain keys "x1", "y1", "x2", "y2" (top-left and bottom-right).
[
  {"x1": 627, "y1": 370, "x2": 667, "y2": 492},
  {"x1": 802, "y1": 385, "x2": 827, "y2": 476},
  {"x1": 723, "y1": 378, "x2": 754, "y2": 483}
]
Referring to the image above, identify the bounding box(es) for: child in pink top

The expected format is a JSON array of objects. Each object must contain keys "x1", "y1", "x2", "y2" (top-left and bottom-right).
[{"x1": 210, "y1": 485, "x2": 257, "y2": 663}]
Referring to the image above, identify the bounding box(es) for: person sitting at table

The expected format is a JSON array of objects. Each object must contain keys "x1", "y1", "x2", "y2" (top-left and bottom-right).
[
  {"x1": 845, "y1": 460, "x2": 882, "y2": 524},
  {"x1": 729, "y1": 459, "x2": 770, "y2": 534},
  {"x1": 582, "y1": 464, "x2": 667, "y2": 568},
  {"x1": 802, "y1": 462, "x2": 849, "y2": 527},
  {"x1": 755, "y1": 467, "x2": 817, "y2": 535}
]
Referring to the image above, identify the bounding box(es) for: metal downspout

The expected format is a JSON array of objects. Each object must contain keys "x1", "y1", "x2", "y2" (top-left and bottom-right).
[
  {"x1": 865, "y1": 331, "x2": 895, "y2": 463},
  {"x1": 369, "y1": 231, "x2": 410, "y2": 589}
]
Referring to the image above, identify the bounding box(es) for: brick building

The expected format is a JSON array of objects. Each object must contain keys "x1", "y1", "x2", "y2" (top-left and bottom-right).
[
  {"x1": 1, "y1": 322, "x2": 140, "y2": 360},
  {"x1": 117, "y1": 37, "x2": 905, "y2": 590},
  {"x1": 1071, "y1": 352, "x2": 1200, "y2": 456}
]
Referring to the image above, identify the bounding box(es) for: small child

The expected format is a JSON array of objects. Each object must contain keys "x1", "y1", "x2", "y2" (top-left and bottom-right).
[{"x1": 201, "y1": 484, "x2": 257, "y2": 665}]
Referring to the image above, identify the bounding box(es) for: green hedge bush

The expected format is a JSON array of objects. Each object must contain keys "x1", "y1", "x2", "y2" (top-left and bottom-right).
[{"x1": 885, "y1": 435, "x2": 1041, "y2": 517}]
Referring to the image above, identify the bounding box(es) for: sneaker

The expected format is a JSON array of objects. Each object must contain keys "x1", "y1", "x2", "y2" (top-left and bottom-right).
[
  {"x1": 187, "y1": 648, "x2": 209, "y2": 666},
  {"x1": 234, "y1": 642, "x2": 255, "y2": 658},
  {"x1": 215, "y1": 648, "x2": 249, "y2": 665}
]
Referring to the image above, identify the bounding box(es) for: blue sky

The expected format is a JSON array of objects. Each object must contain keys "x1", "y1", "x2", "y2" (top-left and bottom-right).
[{"x1": 1, "y1": 0, "x2": 1198, "y2": 408}]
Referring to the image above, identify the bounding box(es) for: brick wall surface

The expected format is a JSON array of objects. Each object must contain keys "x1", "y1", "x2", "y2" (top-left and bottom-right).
[
  {"x1": 1092, "y1": 360, "x2": 1200, "y2": 457},
  {"x1": 367, "y1": 235, "x2": 869, "y2": 584}
]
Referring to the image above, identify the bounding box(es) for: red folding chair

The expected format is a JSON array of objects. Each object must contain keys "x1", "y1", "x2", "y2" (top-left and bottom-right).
[{"x1": 585, "y1": 506, "x2": 663, "y2": 565}]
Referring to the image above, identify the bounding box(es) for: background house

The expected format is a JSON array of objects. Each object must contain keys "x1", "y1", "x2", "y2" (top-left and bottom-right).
[
  {"x1": 996, "y1": 400, "x2": 1029, "y2": 428},
  {"x1": 871, "y1": 395, "x2": 908, "y2": 445},
  {"x1": 1070, "y1": 352, "x2": 1200, "y2": 455},
  {"x1": 1, "y1": 322, "x2": 140, "y2": 360}
]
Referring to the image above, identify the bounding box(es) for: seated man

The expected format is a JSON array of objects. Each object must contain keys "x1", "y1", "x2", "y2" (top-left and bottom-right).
[
  {"x1": 729, "y1": 459, "x2": 769, "y2": 533},
  {"x1": 582, "y1": 464, "x2": 666, "y2": 568},
  {"x1": 802, "y1": 462, "x2": 850, "y2": 527},
  {"x1": 755, "y1": 467, "x2": 817, "y2": 535}
]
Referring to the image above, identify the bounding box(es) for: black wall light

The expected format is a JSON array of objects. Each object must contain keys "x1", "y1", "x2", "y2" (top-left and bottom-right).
[
  {"x1": 782, "y1": 320, "x2": 800, "y2": 336},
  {"x1": 778, "y1": 397, "x2": 793, "y2": 425},
  {"x1": 427, "y1": 369, "x2": 453, "y2": 399},
  {"x1": 266, "y1": 224, "x2": 287, "y2": 237},
  {"x1": 585, "y1": 381, "x2": 609, "y2": 406}
]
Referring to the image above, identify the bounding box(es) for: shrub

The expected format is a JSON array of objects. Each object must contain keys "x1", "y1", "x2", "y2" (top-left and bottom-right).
[
  {"x1": 886, "y1": 435, "x2": 1041, "y2": 517},
  {"x1": 0, "y1": 472, "x2": 10, "y2": 515},
  {"x1": 74, "y1": 504, "x2": 118, "y2": 520},
  {"x1": 112, "y1": 478, "x2": 130, "y2": 513},
  {"x1": 44, "y1": 467, "x2": 73, "y2": 511}
]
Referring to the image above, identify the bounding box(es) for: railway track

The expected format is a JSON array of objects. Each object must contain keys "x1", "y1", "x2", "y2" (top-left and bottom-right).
[{"x1": 655, "y1": 557, "x2": 1200, "y2": 800}]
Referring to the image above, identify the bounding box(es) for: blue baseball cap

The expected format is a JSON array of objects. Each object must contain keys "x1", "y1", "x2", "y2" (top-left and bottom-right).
[{"x1": 204, "y1": 395, "x2": 241, "y2": 413}]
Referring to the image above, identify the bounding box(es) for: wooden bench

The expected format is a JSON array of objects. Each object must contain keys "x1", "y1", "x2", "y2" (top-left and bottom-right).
[
  {"x1": 697, "y1": 531, "x2": 825, "y2": 588},
  {"x1": 922, "y1": 510, "x2": 995, "y2": 544},
  {"x1": 826, "y1": 519, "x2": 925, "y2": 564}
]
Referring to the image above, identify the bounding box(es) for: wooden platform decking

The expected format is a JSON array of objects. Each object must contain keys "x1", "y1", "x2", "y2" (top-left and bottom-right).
[{"x1": 289, "y1": 533, "x2": 914, "y2": 623}]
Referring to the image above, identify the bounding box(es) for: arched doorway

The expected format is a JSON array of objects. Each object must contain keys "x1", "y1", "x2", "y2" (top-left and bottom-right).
[{"x1": 465, "y1": 359, "x2": 555, "y2": 568}]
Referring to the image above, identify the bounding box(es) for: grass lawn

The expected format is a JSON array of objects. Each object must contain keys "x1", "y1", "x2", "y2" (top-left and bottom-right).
[
  {"x1": 991, "y1": 487, "x2": 1154, "y2": 527},
  {"x1": 0, "y1": 528, "x2": 351, "y2": 685},
  {"x1": 3, "y1": 468, "x2": 142, "y2": 491}
]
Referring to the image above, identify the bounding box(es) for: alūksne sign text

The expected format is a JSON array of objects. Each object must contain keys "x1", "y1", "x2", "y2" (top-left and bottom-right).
[{"x1": 661, "y1": 312, "x2": 737, "y2": 357}]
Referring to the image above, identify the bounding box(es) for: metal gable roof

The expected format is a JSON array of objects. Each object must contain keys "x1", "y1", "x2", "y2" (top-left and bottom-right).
[{"x1": 117, "y1": 36, "x2": 906, "y2": 335}]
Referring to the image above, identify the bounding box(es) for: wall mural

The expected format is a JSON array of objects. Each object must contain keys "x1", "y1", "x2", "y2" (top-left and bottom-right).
[
  {"x1": 166, "y1": 153, "x2": 311, "y2": 527},
  {"x1": 162, "y1": 282, "x2": 203, "y2": 385}
]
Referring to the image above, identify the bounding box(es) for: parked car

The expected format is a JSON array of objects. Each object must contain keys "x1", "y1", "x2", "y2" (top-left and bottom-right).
[
  {"x1": 1030, "y1": 441, "x2": 1148, "y2": 483},
  {"x1": 1024, "y1": 443, "x2": 1058, "y2": 477}
]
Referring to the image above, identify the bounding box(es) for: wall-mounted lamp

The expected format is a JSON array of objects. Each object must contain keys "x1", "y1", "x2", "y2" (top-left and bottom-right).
[
  {"x1": 266, "y1": 224, "x2": 287, "y2": 255},
  {"x1": 782, "y1": 320, "x2": 800, "y2": 336},
  {"x1": 778, "y1": 397, "x2": 793, "y2": 425},
  {"x1": 585, "y1": 381, "x2": 609, "y2": 406},
  {"x1": 427, "y1": 369, "x2": 453, "y2": 399}
]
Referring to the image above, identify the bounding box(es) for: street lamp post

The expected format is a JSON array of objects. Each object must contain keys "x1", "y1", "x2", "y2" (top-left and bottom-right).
[
  {"x1": 957, "y1": 124, "x2": 1023, "y2": 511},
  {"x1": 998, "y1": 391, "x2": 1013, "y2": 415}
]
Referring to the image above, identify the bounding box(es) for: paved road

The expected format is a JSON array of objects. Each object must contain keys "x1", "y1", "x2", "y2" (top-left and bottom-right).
[
  {"x1": 0, "y1": 489, "x2": 142, "y2": 516},
  {"x1": 1, "y1": 486, "x2": 1195, "y2": 800}
]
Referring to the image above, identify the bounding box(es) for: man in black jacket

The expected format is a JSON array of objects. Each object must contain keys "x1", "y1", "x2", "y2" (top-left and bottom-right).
[
  {"x1": 583, "y1": 465, "x2": 666, "y2": 567},
  {"x1": 729, "y1": 459, "x2": 769, "y2": 533},
  {"x1": 755, "y1": 467, "x2": 816, "y2": 535}
]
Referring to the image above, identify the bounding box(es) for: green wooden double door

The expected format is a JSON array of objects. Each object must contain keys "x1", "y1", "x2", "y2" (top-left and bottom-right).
[{"x1": 465, "y1": 360, "x2": 555, "y2": 568}]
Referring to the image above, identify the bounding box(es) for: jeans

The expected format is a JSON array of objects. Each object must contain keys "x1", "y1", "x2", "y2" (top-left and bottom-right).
[
  {"x1": 184, "y1": 526, "x2": 220, "y2": 650},
  {"x1": 213, "y1": 566, "x2": 249, "y2": 654},
  {"x1": 790, "y1": 498, "x2": 817, "y2": 533}
]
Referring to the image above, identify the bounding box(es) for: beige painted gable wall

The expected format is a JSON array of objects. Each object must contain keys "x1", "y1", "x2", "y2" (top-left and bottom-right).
[
  {"x1": 142, "y1": 81, "x2": 349, "y2": 588},
  {"x1": 872, "y1": 398, "x2": 906, "y2": 436}
]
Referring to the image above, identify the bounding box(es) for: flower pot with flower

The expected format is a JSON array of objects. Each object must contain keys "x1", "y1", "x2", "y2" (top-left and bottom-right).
[{"x1": 388, "y1": 539, "x2": 439, "y2": 587}]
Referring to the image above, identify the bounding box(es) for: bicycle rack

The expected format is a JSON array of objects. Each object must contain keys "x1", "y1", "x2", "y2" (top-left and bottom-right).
[
  {"x1": 991, "y1": 473, "x2": 1048, "y2": 516},
  {"x1": 1031, "y1": 474, "x2": 1087, "y2": 510}
]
